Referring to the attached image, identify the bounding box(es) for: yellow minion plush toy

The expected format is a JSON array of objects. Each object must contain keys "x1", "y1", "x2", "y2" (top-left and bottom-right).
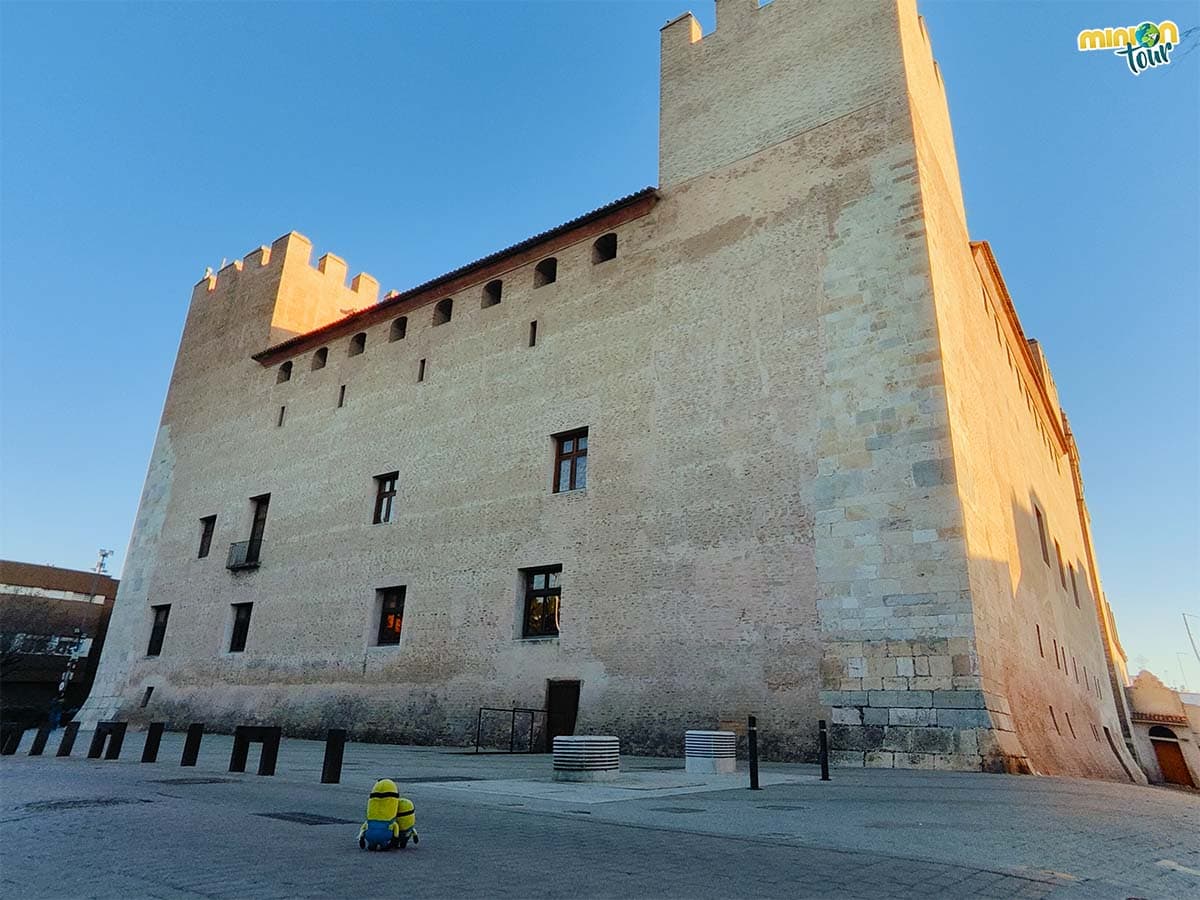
[
  {"x1": 357, "y1": 779, "x2": 420, "y2": 850},
  {"x1": 394, "y1": 796, "x2": 419, "y2": 849},
  {"x1": 358, "y1": 779, "x2": 401, "y2": 851}
]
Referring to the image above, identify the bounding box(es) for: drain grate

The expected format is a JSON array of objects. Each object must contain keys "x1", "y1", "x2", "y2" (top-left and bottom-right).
[
  {"x1": 152, "y1": 777, "x2": 236, "y2": 785},
  {"x1": 255, "y1": 812, "x2": 357, "y2": 826},
  {"x1": 21, "y1": 798, "x2": 151, "y2": 812},
  {"x1": 647, "y1": 806, "x2": 706, "y2": 814}
]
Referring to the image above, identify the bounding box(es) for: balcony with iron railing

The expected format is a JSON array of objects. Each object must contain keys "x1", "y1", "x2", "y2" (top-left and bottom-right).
[{"x1": 226, "y1": 539, "x2": 263, "y2": 571}]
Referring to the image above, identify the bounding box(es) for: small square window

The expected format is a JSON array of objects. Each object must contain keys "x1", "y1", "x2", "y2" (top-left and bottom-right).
[
  {"x1": 376, "y1": 586, "x2": 405, "y2": 646},
  {"x1": 229, "y1": 602, "x2": 253, "y2": 653},
  {"x1": 147, "y1": 604, "x2": 170, "y2": 657},
  {"x1": 373, "y1": 471, "x2": 398, "y2": 524},
  {"x1": 553, "y1": 428, "x2": 588, "y2": 493},
  {"x1": 482, "y1": 280, "x2": 502, "y2": 308},
  {"x1": 521, "y1": 566, "x2": 562, "y2": 638}
]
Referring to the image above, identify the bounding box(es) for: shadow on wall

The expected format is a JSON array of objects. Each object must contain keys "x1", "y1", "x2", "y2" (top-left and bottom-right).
[{"x1": 965, "y1": 490, "x2": 1138, "y2": 780}]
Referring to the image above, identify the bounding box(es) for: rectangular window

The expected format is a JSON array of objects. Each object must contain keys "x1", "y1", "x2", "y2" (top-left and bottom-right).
[
  {"x1": 277, "y1": 405, "x2": 286, "y2": 427},
  {"x1": 418, "y1": 358, "x2": 426, "y2": 382},
  {"x1": 553, "y1": 428, "x2": 588, "y2": 493},
  {"x1": 198, "y1": 515, "x2": 216, "y2": 559},
  {"x1": 522, "y1": 566, "x2": 562, "y2": 638},
  {"x1": 1052, "y1": 638, "x2": 1060, "y2": 669},
  {"x1": 1055, "y1": 541, "x2": 1066, "y2": 588},
  {"x1": 338, "y1": 385, "x2": 347, "y2": 408},
  {"x1": 1069, "y1": 564, "x2": 1080, "y2": 608},
  {"x1": 146, "y1": 604, "x2": 170, "y2": 657},
  {"x1": 1072, "y1": 656, "x2": 1079, "y2": 683},
  {"x1": 529, "y1": 320, "x2": 538, "y2": 347},
  {"x1": 1036, "y1": 623, "x2": 1043, "y2": 658},
  {"x1": 1035, "y1": 507, "x2": 1049, "y2": 565},
  {"x1": 373, "y1": 472, "x2": 398, "y2": 524},
  {"x1": 229, "y1": 602, "x2": 253, "y2": 653},
  {"x1": 244, "y1": 493, "x2": 269, "y2": 565},
  {"x1": 376, "y1": 586, "x2": 405, "y2": 646}
]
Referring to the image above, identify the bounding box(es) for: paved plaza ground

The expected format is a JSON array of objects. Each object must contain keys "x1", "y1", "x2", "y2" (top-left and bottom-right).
[{"x1": 1, "y1": 728, "x2": 1197, "y2": 898}]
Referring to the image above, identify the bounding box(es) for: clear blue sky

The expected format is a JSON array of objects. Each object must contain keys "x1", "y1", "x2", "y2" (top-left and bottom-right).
[{"x1": 1, "y1": 2, "x2": 1196, "y2": 687}]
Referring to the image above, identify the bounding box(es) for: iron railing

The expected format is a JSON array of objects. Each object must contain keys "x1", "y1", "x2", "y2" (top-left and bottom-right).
[
  {"x1": 475, "y1": 707, "x2": 547, "y2": 753},
  {"x1": 226, "y1": 539, "x2": 263, "y2": 570}
]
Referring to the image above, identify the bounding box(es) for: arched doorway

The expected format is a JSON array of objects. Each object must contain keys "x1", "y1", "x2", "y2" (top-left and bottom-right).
[{"x1": 1149, "y1": 726, "x2": 1196, "y2": 787}]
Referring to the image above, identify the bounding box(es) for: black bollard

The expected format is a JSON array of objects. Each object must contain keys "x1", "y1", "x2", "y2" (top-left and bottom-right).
[
  {"x1": 87, "y1": 729, "x2": 106, "y2": 759},
  {"x1": 321, "y1": 729, "x2": 347, "y2": 784},
  {"x1": 258, "y1": 727, "x2": 281, "y2": 776},
  {"x1": 818, "y1": 719, "x2": 830, "y2": 781},
  {"x1": 141, "y1": 722, "x2": 165, "y2": 763},
  {"x1": 748, "y1": 715, "x2": 761, "y2": 790},
  {"x1": 56, "y1": 722, "x2": 80, "y2": 757},
  {"x1": 0, "y1": 725, "x2": 24, "y2": 756},
  {"x1": 229, "y1": 727, "x2": 250, "y2": 773},
  {"x1": 180, "y1": 723, "x2": 204, "y2": 766},
  {"x1": 103, "y1": 723, "x2": 127, "y2": 760},
  {"x1": 29, "y1": 726, "x2": 52, "y2": 756}
]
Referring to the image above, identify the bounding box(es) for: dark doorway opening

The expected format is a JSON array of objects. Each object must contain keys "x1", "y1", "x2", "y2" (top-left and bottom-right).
[{"x1": 545, "y1": 680, "x2": 580, "y2": 747}]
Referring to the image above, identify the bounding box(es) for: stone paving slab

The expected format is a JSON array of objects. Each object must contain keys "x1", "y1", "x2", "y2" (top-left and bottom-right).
[
  {"x1": 415, "y1": 770, "x2": 815, "y2": 804},
  {"x1": 4, "y1": 726, "x2": 1199, "y2": 898}
]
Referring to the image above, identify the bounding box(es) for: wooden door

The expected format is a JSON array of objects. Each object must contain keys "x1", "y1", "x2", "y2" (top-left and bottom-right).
[{"x1": 1152, "y1": 739, "x2": 1196, "y2": 787}]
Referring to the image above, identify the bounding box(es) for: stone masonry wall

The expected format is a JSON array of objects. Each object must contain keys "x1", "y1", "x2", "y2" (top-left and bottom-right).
[{"x1": 896, "y1": 2, "x2": 1140, "y2": 779}]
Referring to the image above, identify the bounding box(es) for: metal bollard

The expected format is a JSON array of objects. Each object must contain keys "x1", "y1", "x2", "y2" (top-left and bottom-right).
[
  {"x1": 321, "y1": 729, "x2": 347, "y2": 784},
  {"x1": 142, "y1": 722, "x2": 165, "y2": 763},
  {"x1": 0, "y1": 725, "x2": 25, "y2": 756},
  {"x1": 29, "y1": 726, "x2": 52, "y2": 756},
  {"x1": 748, "y1": 715, "x2": 761, "y2": 790},
  {"x1": 180, "y1": 723, "x2": 204, "y2": 766},
  {"x1": 818, "y1": 719, "x2": 830, "y2": 781},
  {"x1": 56, "y1": 722, "x2": 80, "y2": 757}
]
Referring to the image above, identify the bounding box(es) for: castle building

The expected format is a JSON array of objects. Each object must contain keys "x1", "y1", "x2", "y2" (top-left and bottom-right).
[{"x1": 81, "y1": 0, "x2": 1141, "y2": 778}]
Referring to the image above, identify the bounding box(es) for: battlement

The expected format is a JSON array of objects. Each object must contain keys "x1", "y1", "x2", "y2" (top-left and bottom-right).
[
  {"x1": 658, "y1": 0, "x2": 909, "y2": 187},
  {"x1": 193, "y1": 232, "x2": 379, "y2": 306}
]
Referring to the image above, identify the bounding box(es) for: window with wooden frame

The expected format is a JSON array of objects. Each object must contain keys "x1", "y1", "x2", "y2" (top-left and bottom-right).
[
  {"x1": 1035, "y1": 506, "x2": 1049, "y2": 565},
  {"x1": 229, "y1": 602, "x2": 253, "y2": 653},
  {"x1": 376, "y1": 586, "x2": 405, "y2": 646},
  {"x1": 198, "y1": 515, "x2": 216, "y2": 559},
  {"x1": 521, "y1": 566, "x2": 561, "y2": 638},
  {"x1": 552, "y1": 428, "x2": 588, "y2": 493},
  {"x1": 147, "y1": 604, "x2": 170, "y2": 657},
  {"x1": 373, "y1": 471, "x2": 398, "y2": 524}
]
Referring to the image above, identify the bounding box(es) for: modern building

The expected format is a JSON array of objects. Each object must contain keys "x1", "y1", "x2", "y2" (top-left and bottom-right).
[
  {"x1": 81, "y1": 0, "x2": 1140, "y2": 778},
  {"x1": 1, "y1": 560, "x2": 118, "y2": 726}
]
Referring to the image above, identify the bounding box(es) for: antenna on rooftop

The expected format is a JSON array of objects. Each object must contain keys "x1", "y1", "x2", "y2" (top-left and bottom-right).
[{"x1": 94, "y1": 549, "x2": 113, "y2": 575}]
